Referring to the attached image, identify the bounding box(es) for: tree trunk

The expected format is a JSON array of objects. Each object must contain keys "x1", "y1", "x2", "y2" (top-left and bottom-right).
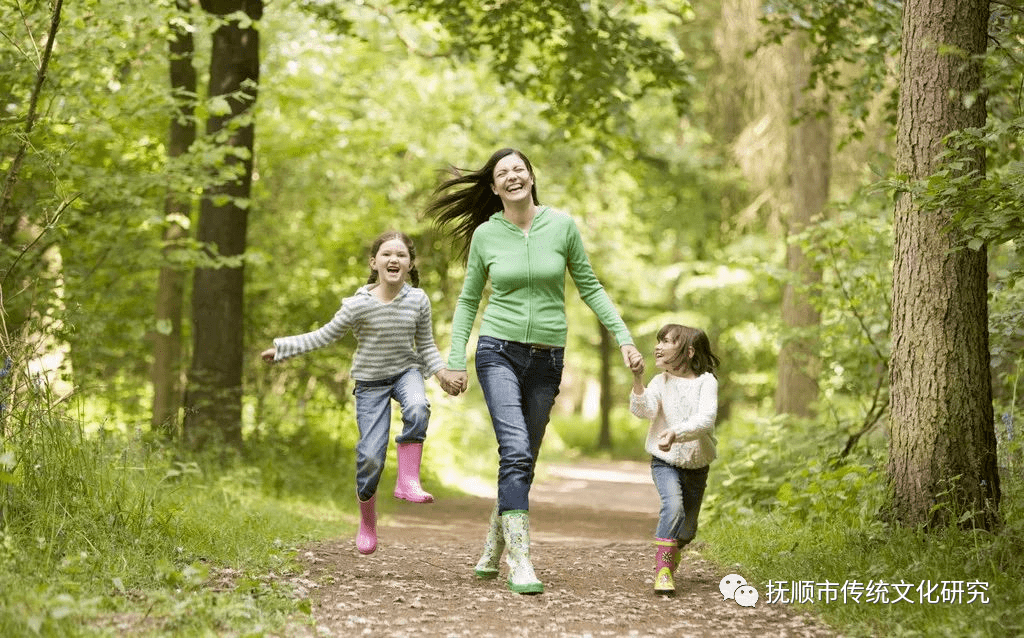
[
  {"x1": 183, "y1": 0, "x2": 262, "y2": 452},
  {"x1": 889, "y1": 0, "x2": 999, "y2": 529},
  {"x1": 152, "y1": 0, "x2": 197, "y2": 438},
  {"x1": 598, "y1": 322, "x2": 613, "y2": 450},
  {"x1": 775, "y1": 34, "x2": 828, "y2": 418}
]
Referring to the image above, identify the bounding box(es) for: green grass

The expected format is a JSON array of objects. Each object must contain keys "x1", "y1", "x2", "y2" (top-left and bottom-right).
[
  {"x1": 0, "y1": 390, "x2": 352, "y2": 637},
  {"x1": 698, "y1": 414, "x2": 1024, "y2": 638},
  {"x1": 3, "y1": 378, "x2": 1021, "y2": 637},
  {"x1": 702, "y1": 501, "x2": 1024, "y2": 637}
]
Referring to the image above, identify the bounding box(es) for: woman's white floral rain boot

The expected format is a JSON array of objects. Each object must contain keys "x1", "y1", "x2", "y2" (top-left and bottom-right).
[
  {"x1": 474, "y1": 503, "x2": 505, "y2": 579},
  {"x1": 501, "y1": 510, "x2": 543, "y2": 594}
]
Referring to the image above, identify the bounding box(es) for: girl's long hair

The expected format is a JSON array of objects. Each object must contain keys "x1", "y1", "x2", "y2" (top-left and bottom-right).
[
  {"x1": 658, "y1": 324, "x2": 720, "y2": 377},
  {"x1": 366, "y1": 230, "x2": 420, "y2": 287},
  {"x1": 424, "y1": 148, "x2": 540, "y2": 261}
]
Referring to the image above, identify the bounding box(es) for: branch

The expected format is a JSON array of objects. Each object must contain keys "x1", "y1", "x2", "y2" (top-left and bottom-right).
[
  {"x1": 990, "y1": 1, "x2": 1024, "y2": 17},
  {"x1": 827, "y1": 243, "x2": 888, "y2": 364},
  {"x1": 840, "y1": 367, "x2": 889, "y2": 458},
  {"x1": 0, "y1": 195, "x2": 77, "y2": 289},
  {"x1": 0, "y1": 0, "x2": 64, "y2": 232}
]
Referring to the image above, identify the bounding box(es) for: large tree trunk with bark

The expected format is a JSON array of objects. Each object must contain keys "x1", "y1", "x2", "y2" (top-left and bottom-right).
[
  {"x1": 152, "y1": 0, "x2": 197, "y2": 437},
  {"x1": 183, "y1": 0, "x2": 262, "y2": 451},
  {"x1": 775, "y1": 34, "x2": 828, "y2": 418},
  {"x1": 889, "y1": 0, "x2": 999, "y2": 529}
]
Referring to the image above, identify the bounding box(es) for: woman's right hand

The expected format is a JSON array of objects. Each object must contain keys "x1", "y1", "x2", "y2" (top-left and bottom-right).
[
  {"x1": 449, "y1": 370, "x2": 469, "y2": 395},
  {"x1": 260, "y1": 347, "x2": 276, "y2": 363}
]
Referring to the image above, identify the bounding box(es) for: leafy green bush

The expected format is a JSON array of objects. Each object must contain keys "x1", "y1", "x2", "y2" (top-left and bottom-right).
[{"x1": 0, "y1": 361, "x2": 347, "y2": 636}]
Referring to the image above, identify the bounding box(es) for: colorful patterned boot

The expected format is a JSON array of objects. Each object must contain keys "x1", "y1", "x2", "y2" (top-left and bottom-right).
[
  {"x1": 501, "y1": 510, "x2": 544, "y2": 594},
  {"x1": 356, "y1": 494, "x2": 377, "y2": 555},
  {"x1": 654, "y1": 538, "x2": 676, "y2": 596},
  {"x1": 393, "y1": 442, "x2": 434, "y2": 503},
  {"x1": 670, "y1": 541, "x2": 681, "y2": 573},
  {"x1": 473, "y1": 503, "x2": 505, "y2": 579}
]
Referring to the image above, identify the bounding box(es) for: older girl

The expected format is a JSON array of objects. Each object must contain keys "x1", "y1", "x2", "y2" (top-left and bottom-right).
[{"x1": 262, "y1": 231, "x2": 463, "y2": 554}]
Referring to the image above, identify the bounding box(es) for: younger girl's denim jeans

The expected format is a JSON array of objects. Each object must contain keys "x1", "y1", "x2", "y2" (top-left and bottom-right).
[{"x1": 651, "y1": 457, "x2": 710, "y2": 544}]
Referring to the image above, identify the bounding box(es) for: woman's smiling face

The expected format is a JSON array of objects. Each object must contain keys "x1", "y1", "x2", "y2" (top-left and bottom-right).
[
  {"x1": 491, "y1": 153, "x2": 534, "y2": 205},
  {"x1": 370, "y1": 238, "x2": 412, "y2": 286}
]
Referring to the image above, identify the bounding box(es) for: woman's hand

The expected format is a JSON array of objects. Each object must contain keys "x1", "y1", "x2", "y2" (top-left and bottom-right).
[
  {"x1": 436, "y1": 369, "x2": 468, "y2": 396},
  {"x1": 260, "y1": 347, "x2": 277, "y2": 363},
  {"x1": 450, "y1": 370, "x2": 468, "y2": 395},
  {"x1": 620, "y1": 344, "x2": 644, "y2": 374}
]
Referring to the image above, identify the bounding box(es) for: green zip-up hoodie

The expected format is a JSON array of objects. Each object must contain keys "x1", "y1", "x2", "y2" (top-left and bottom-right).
[{"x1": 447, "y1": 206, "x2": 633, "y2": 370}]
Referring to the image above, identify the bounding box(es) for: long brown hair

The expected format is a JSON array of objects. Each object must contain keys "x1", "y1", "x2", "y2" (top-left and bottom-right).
[
  {"x1": 424, "y1": 148, "x2": 540, "y2": 261},
  {"x1": 366, "y1": 230, "x2": 420, "y2": 287},
  {"x1": 658, "y1": 324, "x2": 720, "y2": 377}
]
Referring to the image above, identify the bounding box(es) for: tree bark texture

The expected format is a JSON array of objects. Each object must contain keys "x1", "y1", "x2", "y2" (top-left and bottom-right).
[
  {"x1": 889, "y1": 0, "x2": 999, "y2": 528},
  {"x1": 776, "y1": 34, "x2": 828, "y2": 418},
  {"x1": 184, "y1": 0, "x2": 262, "y2": 451},
  {"x1": 152, "y1": 0, "x2": 197, "y2": 437}
]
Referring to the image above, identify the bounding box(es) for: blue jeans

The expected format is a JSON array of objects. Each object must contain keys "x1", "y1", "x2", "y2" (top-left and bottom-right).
[
  {"x1": 352, "y1": 368, "x2": 430, "y2": 501},
  {"x1": 651, "y1": 457, "x2": 710, "y2": 544},
  {"x1": 475, "y1": 336, "x2": 564, "y2": 514}
]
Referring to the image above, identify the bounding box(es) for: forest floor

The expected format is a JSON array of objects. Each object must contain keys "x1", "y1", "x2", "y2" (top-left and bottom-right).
[{"x1": 288, "y1": 459, "x2": 843, "y2": 638}]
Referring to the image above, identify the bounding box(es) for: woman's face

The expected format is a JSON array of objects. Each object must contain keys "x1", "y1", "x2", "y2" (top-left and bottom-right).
[
  {"x1": 491, "y1": 153, "x2": 534, "y2": 205},
  {"x1": 370, "y1": 238, "x2": 412, "y2": 286}
]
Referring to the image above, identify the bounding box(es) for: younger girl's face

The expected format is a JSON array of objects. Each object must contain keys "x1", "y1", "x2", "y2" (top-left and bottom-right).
[
  {"x1": 654, "y1": 332, "x2": 685, "y2": 371},
  {"x1": 370, "y1": 238, "x2": 412, "y2": 286}
]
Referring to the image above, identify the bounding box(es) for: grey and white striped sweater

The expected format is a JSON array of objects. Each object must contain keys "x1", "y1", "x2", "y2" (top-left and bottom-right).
[{"x1": 273, "y1": 283, "x2": 445, "y2": 382}]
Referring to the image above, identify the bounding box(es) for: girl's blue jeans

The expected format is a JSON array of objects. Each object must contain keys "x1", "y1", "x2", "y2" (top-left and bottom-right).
[
  {"x1": 353, "y1": 368, "x2": 430, "y2": 501},
  {"x1": 475, "y1": 336, "x2": 564, "y2": 514},
  {"x1": 651, "y1": 457, "x2": 710, "y2": 544}
]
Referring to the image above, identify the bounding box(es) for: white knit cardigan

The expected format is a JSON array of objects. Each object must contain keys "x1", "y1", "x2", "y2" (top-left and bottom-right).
[{"x1": 630, "y1": 371, "x2": 718, "y2": 469}]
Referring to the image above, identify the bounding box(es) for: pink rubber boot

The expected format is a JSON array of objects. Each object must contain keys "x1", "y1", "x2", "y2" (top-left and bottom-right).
[
  {"x1": 393, "y1": 442, "x2": 434, "y2": 503},
  {"x1": 654, "y1": 538, "x2": 677, "y2": 596},
  {"x1": 356, "y1": 494, "x2": 377, "y2": 554}
]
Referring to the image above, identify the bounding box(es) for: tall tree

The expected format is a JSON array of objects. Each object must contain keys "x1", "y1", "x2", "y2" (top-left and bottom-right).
[
  {"x1": 183, "y1": 0, "x2": 262, "y2": 451},
  {"x1": 152, "y1": 0, "x2": 198, "y2": 437},
  {"x1": 775, "y1": 33, "x2": 829, "y2": 418},
  {"x1": 889, "y1": 0, "x2": 999, "y2": 528}
]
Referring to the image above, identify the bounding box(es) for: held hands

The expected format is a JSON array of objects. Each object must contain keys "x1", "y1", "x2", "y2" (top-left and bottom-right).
[
  {"x1": 436, "y1": 369, "x2": 468, "y2": 396},
  {"x1": 657, "y1": 430, "x2": 676, "y2": 452},
  {"x1": 621, "y1": 344, "x2": 644, "y2": 376}
]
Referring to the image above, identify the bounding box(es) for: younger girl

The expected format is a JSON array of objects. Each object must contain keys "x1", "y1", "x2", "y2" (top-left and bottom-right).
[
  {"x1": 261, "y1": 231, "x2": 463, "y2": 555},
  {"x1": 629, "y1": 324, "x2": 720, "y2": 596}
]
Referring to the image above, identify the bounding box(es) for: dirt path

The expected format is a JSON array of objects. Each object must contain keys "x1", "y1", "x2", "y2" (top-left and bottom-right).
[{"x1": 297, "y1": 460, "x2": 840, "y2": 637}]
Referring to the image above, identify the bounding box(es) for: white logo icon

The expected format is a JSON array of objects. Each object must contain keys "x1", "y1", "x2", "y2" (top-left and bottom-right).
[
  {"x1": 719, "y1": 574, "x2": 747, "y2": 600},
  {"x1": 734, "y1": 584, "x2": 759, "y2": 607}
]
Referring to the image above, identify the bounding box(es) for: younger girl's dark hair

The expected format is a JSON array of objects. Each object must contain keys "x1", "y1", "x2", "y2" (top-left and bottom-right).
[
  {"x1": 366, "y1": 230, "x2": 420, "y2": 287},
  {"x1": 424, "y1": 147, "x2": 540, "y2": 261},
  {"x1": 657, "y1": 324, "x2": 720, "y2": 377}
]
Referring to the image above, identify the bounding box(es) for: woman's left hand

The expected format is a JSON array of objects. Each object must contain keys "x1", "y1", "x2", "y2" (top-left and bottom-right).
[{"x1": 620, "y1": 344, "x2": 644, "y2": 373}]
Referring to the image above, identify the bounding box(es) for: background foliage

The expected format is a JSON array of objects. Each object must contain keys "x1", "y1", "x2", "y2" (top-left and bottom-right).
[{"x1": 2, "y1": 0, "x2": 1023, "y2": 635}]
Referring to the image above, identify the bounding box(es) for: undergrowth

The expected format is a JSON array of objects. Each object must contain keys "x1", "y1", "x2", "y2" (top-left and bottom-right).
[
  {"x1": 701, "y1": 414, "x2": 1024, "y2": 638},
  {"x1": 0, "y1": 382, "x2": 350, "y2": 637}
]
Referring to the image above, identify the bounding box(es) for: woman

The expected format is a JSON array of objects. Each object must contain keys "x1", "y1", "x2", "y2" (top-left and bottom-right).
[{"x1": 426, "y1": 148, "x2": 644, "y2": 594}]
